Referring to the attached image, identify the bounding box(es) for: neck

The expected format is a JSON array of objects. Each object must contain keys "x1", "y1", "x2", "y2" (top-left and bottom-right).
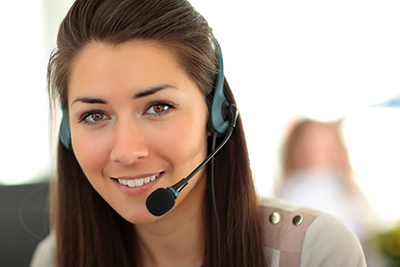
[{"x1": 134, "y1": 173, "x2": 207, "y2": 267}]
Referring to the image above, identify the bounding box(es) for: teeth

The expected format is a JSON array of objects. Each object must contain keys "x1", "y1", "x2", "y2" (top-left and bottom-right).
[
  {"x1": 118, "y1": 173, "x2": 160, "y2": 187},
  {"x1": 135, "y1": 179, "x2": 144, "y2": 186}
]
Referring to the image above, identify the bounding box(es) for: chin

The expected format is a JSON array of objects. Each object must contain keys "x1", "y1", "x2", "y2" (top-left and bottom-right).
[
  {"x1": 112, "y1": 201, "x2": 161, "y2": 225},
  {"x1": 125, "y1": 212, "x2": 164, "y2": 225}
]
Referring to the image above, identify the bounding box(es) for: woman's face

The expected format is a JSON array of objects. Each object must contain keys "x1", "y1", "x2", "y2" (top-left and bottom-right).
[{"x1": 68, "y1": 41, "x2": 209, "y2": 224}]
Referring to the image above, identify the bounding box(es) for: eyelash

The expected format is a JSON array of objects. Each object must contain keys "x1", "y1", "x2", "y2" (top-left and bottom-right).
[
  {"x1": 78, "y1": 101, "x2": 176, "y2": 125},
  {"x1": 145, "y1": 101, "x2": 176, "y2": 116},
  {"x1": 78, "y1": 110, "x2": 110, "y2": 125}
]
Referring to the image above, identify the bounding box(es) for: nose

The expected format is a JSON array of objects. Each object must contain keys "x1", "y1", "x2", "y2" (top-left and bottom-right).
[{"x1": 110, "y1": 119, "x2": 150, "y2": 165}]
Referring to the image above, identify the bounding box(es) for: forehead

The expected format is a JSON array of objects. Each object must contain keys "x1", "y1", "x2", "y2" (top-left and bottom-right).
[{"x1": 67, "y1": 41, "x2": 196, "y2": 104}]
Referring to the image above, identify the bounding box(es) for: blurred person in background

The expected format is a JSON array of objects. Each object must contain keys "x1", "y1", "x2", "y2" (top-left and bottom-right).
[{"x1": 275, "y1": 119, "x2": 373, "y2": 240}]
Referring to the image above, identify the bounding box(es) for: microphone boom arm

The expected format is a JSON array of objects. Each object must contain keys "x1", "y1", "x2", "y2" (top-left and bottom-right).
[{"x1": 168, "y1": 104, "x2": 238, "y2": 196}]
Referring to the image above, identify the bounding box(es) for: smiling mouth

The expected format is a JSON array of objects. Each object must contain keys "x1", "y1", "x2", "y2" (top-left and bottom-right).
[{"x1": 116, "y1": 173, "x2": 161, "y2": 187}]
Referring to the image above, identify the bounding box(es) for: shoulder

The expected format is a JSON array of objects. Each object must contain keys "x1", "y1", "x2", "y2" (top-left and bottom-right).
[
  {"x1": 29, "y1": 233, "x2": 56, "y2": 267},
  {"x1": 259, "y1": 197, "x2": 367, "y2": 267},
  {"x1": 300, "y1": 212, "x2": 367, "y2": 267}
]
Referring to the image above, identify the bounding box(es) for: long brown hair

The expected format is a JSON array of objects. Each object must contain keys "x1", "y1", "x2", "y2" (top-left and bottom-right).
[{"x1": 48, "y1": 0, "x2": 266, "y2": 266}]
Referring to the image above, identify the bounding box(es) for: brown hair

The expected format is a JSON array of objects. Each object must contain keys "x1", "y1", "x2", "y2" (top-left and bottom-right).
[{"x1": 48, "y1": 0, "x2": 266, "y2": 266}]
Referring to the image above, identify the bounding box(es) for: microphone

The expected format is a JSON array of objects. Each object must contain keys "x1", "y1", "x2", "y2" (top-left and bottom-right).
[{"x1": 146, "y1": 104, "x2": 238, "y2": 216}]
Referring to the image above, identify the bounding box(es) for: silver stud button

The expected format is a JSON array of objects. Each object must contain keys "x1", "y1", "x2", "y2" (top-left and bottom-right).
[
  {"x1": 269, "y1": 212, "x2": 281, "y2": 225},
  {"x1": 293, "y1": 215, "x2": 303, "y2": 226}
]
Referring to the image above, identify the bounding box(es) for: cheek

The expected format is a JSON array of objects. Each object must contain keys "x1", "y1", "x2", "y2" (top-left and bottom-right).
[
  {"x1": 71, "y1": 129, "x2": 110, "y2": 178},
  {"x1": 149, "y1": 114, "x2": 208, "y2": 164}
]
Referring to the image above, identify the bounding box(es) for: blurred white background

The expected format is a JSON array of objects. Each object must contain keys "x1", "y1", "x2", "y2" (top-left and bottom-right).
[{"x1": 1, "y1": 0, "x2": 399, "y2": 225}]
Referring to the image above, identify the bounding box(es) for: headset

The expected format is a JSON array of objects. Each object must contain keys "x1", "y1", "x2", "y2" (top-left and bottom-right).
[{"x1": 59, "y1": 38, "x2": 235, "y2": 152}]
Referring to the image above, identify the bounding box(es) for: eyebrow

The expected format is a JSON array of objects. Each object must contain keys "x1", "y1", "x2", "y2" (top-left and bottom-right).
[
  {"x1": 133, "y1": 84, "x2": 177, "y2": 99},
  {"x1": 71, "y1": 97, "x2": 107, "y2": 106},
  {"x1": 71, "y1": 84, "x2": 177, "y2": 106}
]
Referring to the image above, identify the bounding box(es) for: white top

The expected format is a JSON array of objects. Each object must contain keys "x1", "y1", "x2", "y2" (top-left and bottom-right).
[
  {"x1": 279, "y1": 167, "x2": 371, "y2": 238},
  {"x1": 30, "y1": 198, "x2": 367, "y2": 267}
]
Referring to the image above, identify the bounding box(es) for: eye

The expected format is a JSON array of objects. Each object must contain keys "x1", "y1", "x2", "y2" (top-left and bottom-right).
[
  {"x1": 145, "y1": 102, "x2": 176, "y2": 115},
  {"x1": 79, "y1": 111, "x2": 110, "y2": 125}
]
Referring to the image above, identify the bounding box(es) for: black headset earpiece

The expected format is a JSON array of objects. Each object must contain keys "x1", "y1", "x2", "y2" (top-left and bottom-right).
[
  {"x1": 207, "y1": 38, "x2": 231, "y2": 135},
  {"x1": 59, "y1": 107, "x2": 72, "y2": 150}
]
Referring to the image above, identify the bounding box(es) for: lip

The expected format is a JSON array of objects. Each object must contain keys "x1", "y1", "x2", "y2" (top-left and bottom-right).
[{"x1": 111, "y1": 172, "x2": 163, "y2": 196}]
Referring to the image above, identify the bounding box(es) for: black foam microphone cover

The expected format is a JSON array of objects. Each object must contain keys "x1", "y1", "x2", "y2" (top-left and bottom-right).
[{"x1": 146, "y1": 188, "x2": 176, "y2": 216}]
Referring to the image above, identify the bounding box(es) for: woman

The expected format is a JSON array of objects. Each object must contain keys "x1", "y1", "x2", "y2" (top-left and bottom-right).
[
  {"x1": 276, "y1": 119, "x2": 373, "y2": 239},
  {"x1": 277, "y1": 119, "x2": 374, "y2": 244},
  {"x1": 30, "y1": 0, "x2": 367, "y2": 266}
]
